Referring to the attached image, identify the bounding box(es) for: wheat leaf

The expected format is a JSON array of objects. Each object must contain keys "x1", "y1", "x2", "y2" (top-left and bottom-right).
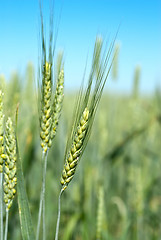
[{"x1": 16, "y1": 107, "x2": 35, "y2": 240}]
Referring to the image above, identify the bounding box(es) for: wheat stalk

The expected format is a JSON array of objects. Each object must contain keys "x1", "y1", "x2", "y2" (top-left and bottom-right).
[
  {"x1": 37, "y1": 3, "x2": 64, "y2": 239},
  {"x1": 55, "y1": 35, "x2": 116, "y2": 239}
]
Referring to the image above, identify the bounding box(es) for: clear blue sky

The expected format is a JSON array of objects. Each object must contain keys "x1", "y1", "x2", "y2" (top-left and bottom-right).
[{"x1": 0, "y1": 0, "x2": 160, "y2": 94}]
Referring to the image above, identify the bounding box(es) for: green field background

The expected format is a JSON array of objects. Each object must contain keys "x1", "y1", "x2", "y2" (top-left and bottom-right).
[{"x1": 0, "y1": 61, "x2": 161, "y2": 240}]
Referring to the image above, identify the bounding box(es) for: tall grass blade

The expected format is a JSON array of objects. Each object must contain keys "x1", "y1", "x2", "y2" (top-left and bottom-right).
[{"x1": 16, "y1": 107, "x2": 35, "y2": 240}]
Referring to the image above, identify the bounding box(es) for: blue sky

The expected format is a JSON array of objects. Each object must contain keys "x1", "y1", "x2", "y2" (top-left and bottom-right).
[{"x1": 0, "y1": 0, "x2": 160, "y2": 94}]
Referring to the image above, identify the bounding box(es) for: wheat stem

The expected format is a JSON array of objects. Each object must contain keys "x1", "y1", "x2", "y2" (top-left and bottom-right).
[
  {"x1": 36, "y1": 190, "x2": 42, "y2": 240},
  {"x1": 4, "y1": 209, "x2": 8, "y2": 240},
  {"x1": 36, "y1": 151, "x2": 48, "y2": 240},
  {"x1": 55, "y1": 189, "x2": 64, "y2": 240},
  {"x1": 43, "y1": 196, "x2": 46, "y2": 240},
  {"x1": 42, "y1": 151, "x2": 48, "y2": 240},
  {"x1": 0, "y1": 173, "x2": 3, "y2": 240}
]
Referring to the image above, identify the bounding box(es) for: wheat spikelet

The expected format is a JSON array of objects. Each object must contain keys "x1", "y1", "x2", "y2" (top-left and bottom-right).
[
  {"x1": 3, "y1": 118, "x2": 17, "y2": 210},
  {"x1": 55, "y1": 36, "x2": 116, "y2": 239},
  {"x1": 40, "y1": 61, "x2": 53, "y2": 152},
  {"x1": 38, "y1": 6, "x2": 64, "y2": 152},
  {"x1": 51, "y1": 69, "x2": 64, "y2": 140},
  {"x1": 59, "y1": 36, "x2": 115, "y2": 192},
  {"x1": 38, "y1": 3, "x2": 53, "y2": 153},
  {"x1": 37, "y1": 5, "x2": 65, "y2": 238},
  {"x1": 0, "y1": 90, "x2": 5, "y2": 173},
  {"x1": 60, "y1": 107, "x2": 89, "y2": 190},
  {"x1": 39, "y1": 62, "x2": 65, "y2": 152}
]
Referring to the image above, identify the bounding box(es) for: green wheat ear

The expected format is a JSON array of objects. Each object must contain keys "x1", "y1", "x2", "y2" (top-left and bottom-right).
[
  {"x1": 3, "y1": 118, "x2": 17, "y2": 210},
  {"x1": 60, "y1": 35, "x2": 116, "y2": 192},
  {"x1": 39, "y1": 60, "x2": 64, "y2": 152},
  {"x1": 55, "y1": 35, "x2": 116, "y2": 240},
  {"x1": 61, "y1": 107, "x2": 89, "y2": 190},
  {"x1": 38, "y1": 6, "x2": 64, "y2": 153},
  {"x1": 51, "y1": 68, "x2": 64, "y2": 140},
  {"x1": 40, "y1": 61, "x2": 53, "y2": 152},
  {"x1": 37, "y1": 4, "x2": 64, "y2": 239}
]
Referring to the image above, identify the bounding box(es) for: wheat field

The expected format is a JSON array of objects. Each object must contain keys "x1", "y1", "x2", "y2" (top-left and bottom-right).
[
  {"x1": 0, "y1": 1, "x2": 160, "y2": 239},
  {"x1": 0, "y1": 61, "x2": 160, "y2": 239}
]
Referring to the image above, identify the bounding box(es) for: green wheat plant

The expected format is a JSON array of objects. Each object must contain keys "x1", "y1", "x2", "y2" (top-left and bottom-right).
[
  {"x1": 0, "y1": 89, "x2": 34, "y2": 240},
  {"x1": 37, "y1": 3, "x2": 64, "y2": 240},
  {"x1": 55, "y1": 35, "x2": 116, "y2": 240},
  {"x1": 0, "y1": 92, "x2": 29, "y2": 240}
]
